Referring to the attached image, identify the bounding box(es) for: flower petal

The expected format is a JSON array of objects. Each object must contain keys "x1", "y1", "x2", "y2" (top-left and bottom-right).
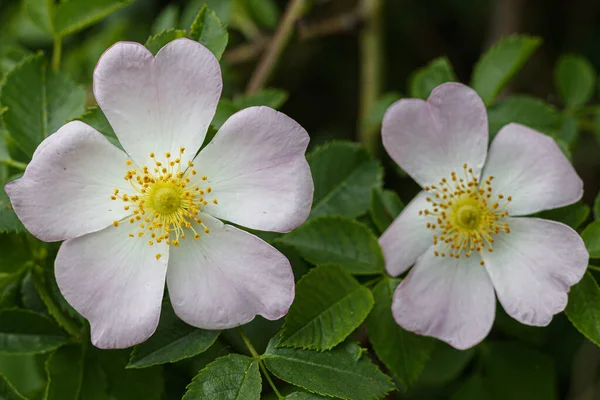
[
  {"x1": 55, "y1": 224, "x2": 169, "y2": 349},
  {"x1": 483, "y1": 217, "x2": 588, "y2": 326},
  {"x1": 481, "y1": 123, "x2": 583, "y2": 215},
  {"x1": 392, "y1": 250, "x2": 496, "y2": 350},
  {"x1": 379, "y1": 192, "x2": 433, "y2": 276},
  {"x1": 166, "y1": 213, "x2": 294, "y2": 329},
  {"x1": 193, "y1": 107, "x2": 313, "y2": 232},
  {"x1": 4, "y1": 121, "x2": 131, "y2": 242},
  {"x1": 382, "y1": 83, "x2": 488, "y2": 187},
  {"x1": 93, "y1": 39, "x2": 222, "y2": 167}
]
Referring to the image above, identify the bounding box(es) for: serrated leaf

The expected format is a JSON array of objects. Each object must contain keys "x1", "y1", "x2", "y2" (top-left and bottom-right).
[
  {"x1": 145, "y1": 29, "x2": 188, "y2": 55},
  {"x1": 537, "y1": 202, "x2": 590, "y2": 230},
  {"x1": 409, "y1": 57, "x2": 457, "y2": 99},
  {"x1": 487, "y1": 95, "x2": 560, "y2": 137},
  {"x1": 0, "y1": 187, "x2": 25, "y2": 234},
  {"x1": 0, "y1": 54, "x2": 86, "y2": 157},
  {"x1": 24, "y1": 0, "x2": 55, "y2": 35},
  {"x1": 471, "y1": 35, "x2": 542, "y2": 106},
  {"x1": 565, "y1": 271, "x2": 600, "y2": 346},
  {"x1": 0, "y1": 273, "x2": 21, "y2": 308},
  {"x1": 128, "y1": 301, "x2": 220, "y2": 368},
  {"x1": 189, "y1": 5, "x2": 229, "y2": 60},
  {"x1": 370, "y1": 188, "x2": 404, "y2": 233},
  {"x1": 366, "y1": 278, "x2": 434, "y2": 387},
  {"x1": 183, "y1": 354, "x2": 261, "y2": 400},
  {"x1": 0, "y1": 309, "x2": 67, "y2": 354},
  {"x1": 277, "y1": 216, "x2": 384, "y2": 275},
  {"x1": 581, "y1": 220, "x2": 600, "y2": 258},
  {"x1": 262, "y1": 337, "x2": 394, "y2": 400},
  {"x1": 54, "y1": 0, "x2": 132, "y2": 37},
  {"x1": 555, "y1": 54, "x2": 596, "y2": 109},
  {"x1": 308, "y1": 141, "x2": 383, "y2": 219},
  {"x1": 279, "y1": 264, "x2": 374, "y2": 350},
  {"x1": 44, "y1": 344, "x2": 84, "y2": 400},
  {"x1": 0, "y1": 375, "x2": 26, "y2": 400},
  {"x1": 233, "y1": 89, "x2": 288, "y2": 110},
  {"x1": 285, "y1": 393, "x2": 328, "y2": 400}
]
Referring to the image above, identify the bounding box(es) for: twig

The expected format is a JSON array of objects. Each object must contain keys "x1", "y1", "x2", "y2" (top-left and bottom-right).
[
  {"x1": 246, "y1": 0, "x2": 306, "y2": 94},
  {"x1": 52, "y1": 36, "x2": 62, "y2": 71},
  {"x1": 237, "y1": 327, "x2": 283, "y2": 399},
  {"x1": 298, "y1": 10, "x2": 362, "y2": 40},
  {"x1": 357, "y1": 0, "x2": 384, "y2": 154}
]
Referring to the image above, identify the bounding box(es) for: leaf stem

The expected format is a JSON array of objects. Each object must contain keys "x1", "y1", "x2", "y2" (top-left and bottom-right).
[
  {"x1": 1, "y1": 159, "x2": 27, "y2": 170},
  {"x1": 237, "y1": 327, "x2": 283, "y2": 399},
  {"x1": 52, "y1": 36, "x2": 62, "y2": 71},
  {"x1": 245, "y1": 0, "x2": 305, "y2": 94},
  {"x1": 588, "y1": 265, "x2": 600, "y2": 273},
  {"x1": 362, "y1": 276, "x2": 384, "y2": 288},
  {"x1": 357, "y1": 0, "x2": 384, "y2": 154}
]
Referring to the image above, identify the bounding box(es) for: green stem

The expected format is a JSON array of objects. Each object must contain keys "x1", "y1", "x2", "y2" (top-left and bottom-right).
[
  {"x1": 52, "y1": 36, "x2": 62, "y2": 71},
  {"x1": 362, "y1": 276, "x2": 384, "y2": 288},
  {"x1": 2, "y1": 159, "x2": 27, "y2": 170},
  {"x1": 588, "y1": 265, "x2": 600, "y2": 273},
  {"x1": 246, "y1": 0, "x2": 305, "y2": 94},
  {"x1": 357, "y1": 0, "x2": 384, "y2": 154},
  {"x1": 237, "y1": 327, "x2": 283, "y2": 399}
]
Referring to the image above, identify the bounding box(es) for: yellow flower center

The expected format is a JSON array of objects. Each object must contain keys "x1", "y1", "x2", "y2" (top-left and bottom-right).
[
  {"x1": 419, "y1": 164, "x2": 512, "y2": 265},
  {"x1": 110, "y1": 148, "x2": 218, "y2": 260}
]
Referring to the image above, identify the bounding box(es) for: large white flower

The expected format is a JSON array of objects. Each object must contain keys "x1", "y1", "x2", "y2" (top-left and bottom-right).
[
  {"x1": 4, "y1": 39, "x2": 313, "y2": 349},
  {"x1": 380, "y1": 82, "x2": 588, "y2": 350}
]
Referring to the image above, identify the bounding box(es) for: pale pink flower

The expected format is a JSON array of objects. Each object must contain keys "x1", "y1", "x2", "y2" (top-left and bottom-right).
[
  {"x1": 5, "y1": 39, "x2": 313, "y2": 349},
  {"x1": 380, "y1": 82, "x2": 588, "y2": 350}
]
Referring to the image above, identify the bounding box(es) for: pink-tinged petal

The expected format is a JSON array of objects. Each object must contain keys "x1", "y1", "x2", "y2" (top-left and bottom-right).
[
  {"x1": 484, "y1": 217, "x2": 588, "y2": 326},
  {"x1": 380, "y1": 192, "x2": 432, "y2": 276},
  {"x1": 481, "y1": 123, "x2": 583, "y2": 216},
  {"x1": 392, "y1": 251, "x2": 496, "y2": 350},
  {"x1": 193, "y1": 107, "x2": 313, "y2": 232},
  {"x1": 4, "y1": 121, "x2": 132, "y2": 242},
  {"x1": 382, "y1": 83, "x2": 488, "y2": 187},
  {"x1": 55, "y1": 224, "x2": 169, "y2": 349},
  {"x1": 93, "y1": 39, "x2": 222, "y2": 167},
  {"x1": 167, "y1": 213, "x2": 294, "y2": 329}
]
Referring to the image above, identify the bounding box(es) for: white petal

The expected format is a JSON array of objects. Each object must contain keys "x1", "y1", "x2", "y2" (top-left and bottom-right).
[
  {"x1": 379, "y1": 192, "x2": 433, "y2": 276},
  {"x1": 55, "y1": 224, "x2": 169, "y2": 349},
  {"x1": 193, "y1": 107, "x2": 313, "y2": 232},
  {"x1": 482, "y1": 123, "x2": 583, "y2": 216},
  {"x1": 166, "y1": 213, "x2": 294, "y2": 329},
  {"x1": 382, "y1": 83, "x2": 488, "y2": 187},
  {"x1": 392, "y1": 251, "x2": 496, "y2": 350},
  {"x1": 484, "y1": 217, "x2": 588, "y2": 326},
  {"x1": 4, "y1": 121, "x2": 131, "y2": 242},
  {"x1": 93, "y1": 39, "x2": 222, "y2": 167}
]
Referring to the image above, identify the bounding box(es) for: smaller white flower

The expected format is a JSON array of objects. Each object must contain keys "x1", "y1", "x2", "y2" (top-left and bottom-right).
[
  {"x1": 5, "y1": 39, "x2": 314, "y2": 349},
  {"x1": 380, "y1": 82, "x2": 588, "y2": 350}
]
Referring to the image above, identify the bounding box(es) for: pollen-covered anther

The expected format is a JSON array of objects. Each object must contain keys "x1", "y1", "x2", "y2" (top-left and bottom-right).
[
  {"x1": 111, "y1": 150, "x2": 217, "y2": 253},
  {"x1": 420, "y1": 164, "x2": 512, "y2": 264}
]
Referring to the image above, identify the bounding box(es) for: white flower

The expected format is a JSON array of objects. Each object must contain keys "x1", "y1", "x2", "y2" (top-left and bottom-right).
[
  {"x1": 5, "y1": 39, "x2": 314, "y2": 349},
  {"x1": 380, "y1": 82, "x2": 588, "y2": 350}
]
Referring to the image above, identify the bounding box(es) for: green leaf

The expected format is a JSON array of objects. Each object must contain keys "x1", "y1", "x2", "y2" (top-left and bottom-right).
[
  {"x1": 152, "y1": 4, "x2": 180, "y2": 34},
  {"x1": 370, "y1": 188, "x2": 404, "y2": 233},
  {"x1": 537, "y1": 202, "x2": 590, "y2": 230},
  {"x1": 262, "y1": 337, "x2": 394, "y2": 400},
  {"x1": 24, "y1": 0, "x2": 55, "y2": 35},
  {"x1": 366, "y1": 278, "x2": 434, "y2": 387},
  {"x1": 247, "y1": 0, "x2": 280, "y2": 29},
  {"x1": 479, "y1": 342, "x2": 557, "y2": 400},
  {"x1": 565, "y1": 271, "x2": 600, "y2": 346},
  {"x1": 44, "y1": 345, "x2": 84, "y2": 400},
  {"x1": 0, "y1": 188, "x2": 25, "y2": 234},
  {"x1": 189, "y1": 5, "x2": 229, "y2": 60},
  {"x1": 233, "y1": 89, "x2": 288, "y2": 110},
  {"x1": 54, "y1": 0, "x2": 132, "y2": 37},
  {"x1": 0, "y1": 309, "x2": 67, "y2": 354},
  {"x1": 74, "y1": 106, "x2": 116, "y2": 138},
  {"x1": 145, "y1": 29, "x2": 188, "y2": 55},
  {"x1": 487, "y1": 95, "x2": 560, "y2": 137},
  {"x1": 471, "y1": 35, "x2": 542, "y2": 106},
  {"x1": 211, "y1": 99, "x2": 240, "y2": 131},
  {"x1": 409, "y1": 57, "x2": 457, "y2": 99},
  {"x1": 418, "y1": 342, "x2": 475, "y2": 386},
  {"x1": 284, "y1": 393, "x2": 328, "y2": 400},
  {"x1": 451, "y1": 374, "x2": 488, "y2": 400},
  {"x1": 0, "y1": 273, "x2": 21, "y2": 308},
  {"x1": 0, "y1": 54, "x2": 86, "y2": 157},
  {"x1": 581, "y1": 220, "x2": 600, "y2": 258},
  {"x1": 594, "y1": 192, "x2": 600, "y2": 220},
  {"x1": 0, "y1": 375, "x2": 26, "y2": 400},
  {"x1": 128, "y1": 301, "x2": 220, "y2": 368},
  {"x1": 276, "y1": 216, "x2": 385, "y2": 275},
  {"x1": 183, "y1": 354, "x2": 261, "y2": 400},
  {"x1": 363, "y1": 92, "x2": 402, "y2": 131},
  {"x1": 555, "y1": 54, "x2": 596, "y2": 109},
  {"x1": 308, "y1": 141, "x2": 383, "y2": 219},
  {"x1": 279, "y1": 264, "x2": 374, "y2": 350}
]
